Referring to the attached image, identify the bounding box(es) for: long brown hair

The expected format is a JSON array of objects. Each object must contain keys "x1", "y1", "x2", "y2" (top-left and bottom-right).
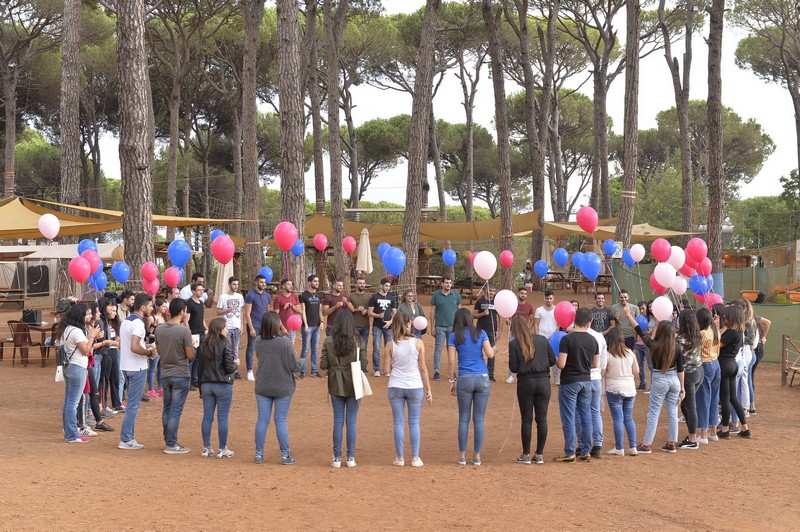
[
  {"x1": 678, "y1": 310, "x2": 702, "y2": 350},
  {"x1": 510, "y1": 316, "x2": 533, "y2": 362},
  {"x1": 202, "y1": 317, "x2": 227, "y2": 359},
  {"x1": 392, "y1": 312, "x2": 413, "y2": 343},
  {"x1": 332, "y1": 311, "x2": 360, "y2": 356},
  {"x1": 650, "y1": 320, "x2": 677, "y2": 371},
  {"x1": 606, "y1": 328, "x2": 628, "y2": 358},
  {"x1": 696, "y1": 307, "x2": 719, "y2": 345},
  {"x1": 721, "y1": 305, "x2": 745, "y2": 332}
]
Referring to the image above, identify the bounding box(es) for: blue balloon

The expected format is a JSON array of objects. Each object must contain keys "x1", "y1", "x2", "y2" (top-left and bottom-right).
[
  {"x1": 167, "y1": 239, "x2": 191, "y2": 268},
  {"x1": 442, "y1": 249, "x2": 457, "y2": 266},
  {"x1": 622, "y1": 249, "x2": 635, "y2": 268},
  {"x1": 705, "y1": 275, "x2": 714, "y2": 290},
  {"x1": 89, "y1": 270, "x2": 108, "y2": 292},
  {"x1": 377, "y1": 242, "x2": 390, "y2": 260},
  {"x1": 635, "y1": 315, "x2": 649, "y2": 331},
  {"x1": 383, "y1": 246, "x2": 407, "y2": 276},
  {"x1": 553, "y1": 247, "x2": 569, "y2": 268},
  {"x1": 210, "y1": 229, "x2": 225, "y2": 243},
  {"x1": 533, "y1": 259, "x2": 549, "y2": 278},
  {"x1": 110, "y1": 261, "x2": 130, "y2": 284},
  {"x1": 602, "y1": 239, "x2": 617, "y2": 256},
  {"x1": 580, "y1": 252, "x2": 602, "y2": 281},
  {"x1": 258, "y1": 266, "x2": 274, "y2": 284},
  {"x1": 549, "y1": 331, "x2": 568, "y2": 356},
  {"x1": 689, "y1": 274, "x2": 710, "y2": 295},
  {"x1": 571, "y1": 251, "x2": 584, "y2": 269},
  {"x1": 290, "y1": 239, "x2": 305, "y2": 257},
  {"x1": 78, "y1": 239, "x2": 98, "y2": 255}
]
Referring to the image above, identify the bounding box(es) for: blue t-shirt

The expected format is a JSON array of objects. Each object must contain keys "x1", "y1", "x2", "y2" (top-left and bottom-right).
[
  {"x1": 448, "y1": 329, "x2": 489, "y2": 376},
  {"x1": 245, "y1": 289, "x2": 271, "y2": 333}
]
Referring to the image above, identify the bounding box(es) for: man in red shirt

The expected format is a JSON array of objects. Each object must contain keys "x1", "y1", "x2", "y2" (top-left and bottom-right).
[
  {"x1": 322, "y1": 279, "x2": 354, "y2": 336},
  {"x1": 273, "y1": 279, "x2": 301, "y2": 344}
]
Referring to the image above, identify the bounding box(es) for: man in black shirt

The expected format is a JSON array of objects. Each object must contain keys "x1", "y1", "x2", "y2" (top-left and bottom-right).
[
  {"x1": 555, "y1": 307, "x2": 599, "y2": 463},
  {"x1": 184, "y1": 283, "x2": 207, "y2": 389},
  {"x1": 367, "y1": 278, "x2": 396, "y2": 377},
  {"x1": 299, "y1": 274, "x2": 322, "y2": 378},
  {"x1": 590, "y1": 293, "x2": 615, "y2": 335},
  {"x1": 473, "y1": 284, "x2": 500, "y2": 381}
]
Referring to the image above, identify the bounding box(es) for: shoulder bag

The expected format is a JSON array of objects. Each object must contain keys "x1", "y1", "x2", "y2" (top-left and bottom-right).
[{"x1": 351, "y1": 345, "x2": 372, "y2": 400}]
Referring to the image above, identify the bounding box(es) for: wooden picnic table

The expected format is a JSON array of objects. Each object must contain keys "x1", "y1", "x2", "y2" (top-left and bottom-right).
[
  {"x1": 572, "y1": 274, "x2": 613, "y2": 294},
  {"x1": 416, "y1": 275, "x2": 443, "y2": 295}
]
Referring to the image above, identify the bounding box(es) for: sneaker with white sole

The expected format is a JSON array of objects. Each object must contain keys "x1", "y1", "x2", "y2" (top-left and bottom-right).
[
  {"x1": 67, "y1": 435, "x2": 91, "y2": 443},
  {"x1": 118, "y1": 439, "x2": 144, "y2": 450},
  {"x1": 247, "y1": 370, "x2": 255, "y2": 381},
  {"x1": 164, "y1": 444, "x2": 191, "y2": 454},
  {"x1": 331, "y1": 457, "x2": 341, "y2": 468},
  {"x1": 373, "y1": 371, "x2": 380, "y2": 377},
  {"x1": 708, "y1": 434, "x2": 719, "y2": 442},
  {"x1": 393, "y1": 458, "x2": 405, "y2": 466},
  {"x1": 411, "y1": 457, "x2": 424, "y2": 467},
  {"x1": 627, "y1": 447, "x2": 638, "y2": 456},
  {"x1": 697, "y1": 437, "x2": 709, "y2": 445},
  {"x1": 678, "y1": 437, "x2": 699, "y2": 449},
  {"x1": 217, "y1": 448, "x2": 235, "y2": 459},
  {"x1": 606, "y1": 448, "x2": 625, "y2": 456},
  {"x1": 80, "y1": 426, "x2": 97, "y2": 437},
  {"x1": 346, "y1": 457, "x2": 357, "y2": 467},
  {"x1": 201, "y1": 447, "x2": 215, "y2": 457}
]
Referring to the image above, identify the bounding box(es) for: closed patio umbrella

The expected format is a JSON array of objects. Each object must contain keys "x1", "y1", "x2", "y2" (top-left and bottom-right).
[{"x1": 355, "y1": 228, "x2": 373, "y2": 275}]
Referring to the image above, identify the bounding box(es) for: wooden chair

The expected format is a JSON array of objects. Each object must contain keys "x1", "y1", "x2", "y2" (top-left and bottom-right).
[
  {"x1": 7, "y1": 320, "x2": 43, "y2": 368},
  {"x1": 788, "y1": 353, "x2": 800, "y2": 387}
]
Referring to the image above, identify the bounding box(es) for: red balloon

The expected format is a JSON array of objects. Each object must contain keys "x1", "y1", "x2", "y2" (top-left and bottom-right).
[
  {"x1": 696, "y1": 257, "x2": 713, "y2": 277},
  {"x1": 554, "y1": 301, "x2": 576, "y2": 329},
  {"x1": 140, "y1": 261, "x2": 159, "y2": 282},
  {"x1": 499, "y1": 250, "x2": 514, "y2": 268},
  {"x1": 576, "y1": 206, "x2": 599, "y2": 234},
  {"x1": 211, "y1": 235, "x2": 235, "y2": 264},
  {"x1": 143, "y1": 278, "x2": 160, "y2": 296},
  {"x1": 342, "y1": 236, "x2": 357, "y2": 254},
  {"x1": 679, "y1": 263, "x2": 695, "y2": 278},
  {"x1": 286, "y1": 314, "x2": 302, "y2": 332},
  {"x1": 650, "y1": 238, "x2": 671, "y2": 263},
  {"x1": 470, "y1": 251, "x2": 479, "y2": 266},
  {"x1": 313, "y1": 233, "x2": 328, "y2": 252},
  {"x1": 704, "y1": 293, "x2": 723, "y2": 307},
  {"x1": 684, "y1": 254, "x2": 698, "y2": 269},
  {"x1": 81, "y1": 250, "x2": 102, "y2": 274},
  {"x1": 163, "y1": 267, "x2": 181, "y2": 288},
  {"x1": 68, "y1": 256, "x2": 92, "y2": 283},
  {"x1": 649, "y1": 273, "x2": 667, "y2": 295},
  {"x1": 686, "y1": 237, "x2": 708, "y2": 263},
  {"x1": 692, "y1": 291, "x2": 705, "y2": 302},
  {"x1": 274, "y1": 221, "x2": 299, "y2": 252}
]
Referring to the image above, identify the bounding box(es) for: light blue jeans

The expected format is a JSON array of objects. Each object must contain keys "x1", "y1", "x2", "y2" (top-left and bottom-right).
[
  {"x1": 388, "y1": 387, "x2": 424, "y2": 458},
  {"x1": 162, "y1": 376, "x2": 191, "y2": 447},
  {"x1": 227, "y1": 328, "x2": 241, "y2": 359},
  {"x1": 634, "y1": 344, "x2": 649, "y2": 387},
  {"x1": 372, "y1": 326, "x2": 392, "y2": 373},
  {"x1": 147, "y1": 354, "x2": 161, "y2": 392},
  {"x1": 576, "y1": 379, "x2": 604, "y2": 449},
  {"x1": 331, "y1": 395, "x2": 360, "y2": 459},
  {"x1": 120, "y1": 369, "x2": 147, "y2": 443},
  {"x1": 62, "y1": 363, "x2": 87, "y2": 441},
  {"x1": 433, "y1": 326, "x2": 453, "y2": 373},
  {"x1": 644, "y1": 369, "x2": 680, "y2": 444},
  {"x1": 696, "y1": 360, "x2": 721, "y2": 430},
  {"x1": 558, "y1": 381, "x2": 592, "y2": 455},
  {"x1": 456, "y1": 374, "x2": 491, "y2": 454},
  {"x1": 300, "y1": 325, "x2": 321, "y2": 374},
  {"x1": 606, "y1": 392, "x2": 637, "y2": 450},
  {"x1": 201, "y1": 382, "x2": 233, "y2": 449},
  {"x1": 255, "y1": 394, "x2": 293, "y2": 457}
]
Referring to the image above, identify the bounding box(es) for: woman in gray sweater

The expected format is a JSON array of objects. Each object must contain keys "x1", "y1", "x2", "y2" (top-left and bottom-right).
[{"x1": 254, "y1": 312, "x2": 302, "y2": 465}]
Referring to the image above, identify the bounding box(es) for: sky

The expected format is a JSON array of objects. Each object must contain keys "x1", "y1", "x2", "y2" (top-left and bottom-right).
[{"x1": 99, "y1": 0, "x2": 796, "y2": 221}]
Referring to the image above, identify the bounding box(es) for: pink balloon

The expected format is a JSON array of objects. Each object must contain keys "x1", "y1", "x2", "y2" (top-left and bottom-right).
[
  {"x1": 68, "y1": 256, "x2": 92, "y2": 284},
  {"x1": 81, "y1": 249, "x2": 102, "y2": 274},
  {"x1": 554, "y1": 301, "x2": 576, "y2": 329},
  {"x1": 650, "y1": 274, "x2": 667, "y2": 295},
  {"x1": 38, "y1": 213, "x2": 60, "y2": 240},
  {"x1": 704, "y1": 293, "x2": 723, "y2": 307},
  {"x1": 672, "y1": 276, "x2": 688, "y2": 296},
  {"x1": 473, "y1": 251, "x2": 498, "y2": 280},
  {"x1": 211, "y1": 235, "x2": 235, "y2": 264},
  {"x1": 286, "y1": 314, "x2": 302, "y2": 332},
  {"x1": 499, "y1": 250, "x2": 514, "y2": 268},
  {"x1": 494, "y1": 289, "x2": 519, "y2": 319},
  {"x1": 667, "y1": 246, "x2": 685, "y2": 270},
  {"x1": 274, "y1": 221, "x2": 299, "y2": 252},
  {"x1": 630, "y1": 244, "x2": 646, "y2": 263},
  {"x1": 576, "y1": 206, "x2": 599, "y2": 234},
  {"x1": 684, "y1": 254, "x2": 698, "y2": 269},
  {"x1": 143, "y1": 278, "x2": 160, "y2": 296},
  {"x1": 413, "y1": 316, "x2": 428, "y2": 331},
  {"x1": 313, "y1": 233, "x2": 328, "y2": 252},
  {"x1": 696, "y1": 257, "x2": 713, "y2": 277},
  {"x1": 342, "y1": 236, "x2": 357, "y2": 254},
  {"x1": 470, "y1": 251, "x2": 478, "y2": 265},
  {"x1": 654, "y1": 262, "x2": 677, "y2": 289},
  {"x1": 140, "y1": 261, "x2": 159, "y2": 282},
  {"x1": 651, "y1": 296, "x2": 673, "y2": 322},
  {"x1": 163, "y1": 267, "x2": 181, "y2": 288},
  {"x1": 650, "y1": 238, "x2": 671, "y2": 263},
  {"x1": 686, "y1": 237, "x2": 708, "y2": 263},
  {"x1": 679, "y1": 263, "x2": 695, "y2": 278}
]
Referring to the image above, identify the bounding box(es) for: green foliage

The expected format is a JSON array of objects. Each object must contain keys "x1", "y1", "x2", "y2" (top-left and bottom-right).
[
  {"x1": 727, "y1": 195, "x2": 798, "y2": 248},
  {"x1": 14, "y1": 128, "x2": 60, "y2": 199}
]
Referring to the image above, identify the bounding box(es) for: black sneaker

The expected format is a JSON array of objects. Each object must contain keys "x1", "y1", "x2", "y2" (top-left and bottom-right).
[
  {"x1": 489, "y1": 376, "x2": 496, "y2": 383},
  {"x1": 738, "y1": 429, "x2": 752, "y2": 439},
  {"x1": 433, "y1": 372, "x2": 440, "y2": 381},
  {"x1": 637, "y1": 383, "x2": 646, "y2": 390},
  {"x1": 298, "y1": 372, "x2": 305, "y2": 379},
  {"x1": 234, "y1": 372, "x2": 243, "y2": 381},
  {"x1": 729, "y1": 425, "x2": 742, "y2": 434},
  {"x1": 718, "y1": 431, "x2": 731, "y2": 439},
  {"x1": 678, "y1": 437, "x2": 699, "y2": 449},
  {"x1": 311, "y1": 372, "x2": 322, "y2": 378},
  {"x1": 661, "y1": 442, "x2": 677, "y2": 453},
  {"x1": 590, "y1": 446, "x2": 603, "y2": 459},
  {"x1": 141, "y1": 394, "x2": 150, "y2": 402}
]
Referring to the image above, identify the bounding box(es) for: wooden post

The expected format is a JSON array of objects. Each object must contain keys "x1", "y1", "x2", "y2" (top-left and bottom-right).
[{"x1": 782, "y1": 334, "x2": 788, "y2": 387}]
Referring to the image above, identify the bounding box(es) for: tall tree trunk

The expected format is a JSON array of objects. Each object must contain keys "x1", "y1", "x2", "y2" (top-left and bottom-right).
[
  {"x1": 399, "y1": 0, "x2": 440, "y2": 291},
  {"x1": 549, "y1": 98, "x2": 567, "y2": 221},
  {"x1": 165, "y1": 83, "x2": 181, "y2": 241},
  {"x1": 232, "y1": 108, "x2": 243, "y2": 237},
  {"x1": 277, "y1": 0, "x2": 307, "y2": 288},
  {"x1": 615, "y1": 0, "x2": 640, "y2": 247},
  {"x1": 344, "y1": 91, "x2": 360, "y2": 219},
  {"x1": 60, "y1": 0, "x2": 82, "y2": 209},
  {"x1": 118, "y1": 0, "x2": 155, "y2": 282},
  {"x1": 483, "y1": 0, "x2": 513, "y2": 290},
  {"x1": 3, "y1": 71, "x2": 19, "y2": 197},
  {"x1": 706, "y1": 0, "x2": 724, "y2": 274},
  {"x1": 241, "y1": 0, "x2": 266, "y2": 282},
  {"x1": 202, "y1": 152, "x2": 213, "y2": 279},
  {"x1": 309, "y1": 50, "x2": 326, "y2": 215},
  {"x1": 592, "y1": 75, "x2": 612, "y2": 218},
  {"x1": 429, "y1": 110, "x2": 452, "y2": 278}
]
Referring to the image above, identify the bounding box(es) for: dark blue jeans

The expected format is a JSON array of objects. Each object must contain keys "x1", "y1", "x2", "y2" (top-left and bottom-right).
[
  {"x1": 201, "y1": 382, "x2": 233, "y2": 449},
  {"x1": 161, "y1": 376, "x2": 191, "y2": 447},
  {"x1": 245, "y1": 324, "x2": 259, "y2": 371},
  {"x1": 331, "y1": 395, "x2": 360, "y2": 459},
  {"x1": 558, "y1": 381, "x2": 592, "y2": 456},
  {"x1": 372, "y1": 326, "x2": 392, "y2": 373},
  {"x1": 120, "y1": 369, "x2": 147, "y2": 443}
]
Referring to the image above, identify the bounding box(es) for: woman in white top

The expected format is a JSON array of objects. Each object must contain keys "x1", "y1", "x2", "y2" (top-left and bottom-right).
[
  {"x1": 382, "y1": 313, "x2": 432, "y2": 467},
  {"x1": 55, "y1": 303, "x2": 100, "y2": 443},
  {"x1": 602, "y1": 328, "x2": 639, "y2": 456}
]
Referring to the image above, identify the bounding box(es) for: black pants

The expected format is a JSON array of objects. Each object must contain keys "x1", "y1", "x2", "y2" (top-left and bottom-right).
[
  {"x1": 480, "y1": 327, "x2": 496, "y2": 378},
  {"x1": 516, "y1": 376, "x2": 551, "y2": 455},
  {"x1": 100, "y1": 349, "x2": 121, "y2": 409},
  {"x1": 719, "y1": 358, "x2": 747, "y2": 426},
  {"x1": 751, "y1": 343, "x2": 764, "y2": 403},
  {"x1": 680, "y1": 366, "x2": 704, "y2": 435}
]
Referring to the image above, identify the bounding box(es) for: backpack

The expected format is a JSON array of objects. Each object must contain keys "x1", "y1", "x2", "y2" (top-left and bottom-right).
[{"x1": 56, "y1": 329, "x2": 78, "y2": 367}]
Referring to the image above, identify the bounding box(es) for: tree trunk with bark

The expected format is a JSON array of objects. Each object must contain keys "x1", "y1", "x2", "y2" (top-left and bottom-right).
[
  {"x1": 706, "y1": 0, "x2": 725, "y2": 273},
  {"x1": 3, "y1": 71, "x2": 19, "y2": 197},
  {"x1": 117, "y1": 0, "x2": 156, "y2": 282},
  {"x1": 165, "y1": 84, "x2": 181, "y2": 242},
  {"x1": 232, "y1": 108, "x2": 243, "y2": 237},
  {"x1": 60, "y1": 0, "x2": 82, "y2": 209}
]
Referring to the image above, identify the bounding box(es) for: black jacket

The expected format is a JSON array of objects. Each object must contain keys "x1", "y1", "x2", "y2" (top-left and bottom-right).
[
  {"x1": 509, "y1": 333, "x2": 556, "y2": 378},
  {"x1": 197, "y1": 339, "x2": 237, "y2": 386}
]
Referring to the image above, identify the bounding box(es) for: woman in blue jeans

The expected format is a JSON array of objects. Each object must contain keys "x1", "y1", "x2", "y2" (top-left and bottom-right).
[
  {"x1": 448, "y1": 308, "x2": 494, "y2": 466},
  {"x1": 198, "y1": 318, "x2": 238, "y2": 459},
  {"x1": 602, "y1": 328, "x2": 639, "y2": 456},
  {"x1": 695, "y1": 308, "x2": 721, "y2": 443},
  {"x1": 382, "y1": 314, "x2": 432, "y2": 467},
  {"x1": 253, "y1": 312, "x2": 301, "y2": 464},
  {"x1": 622, "y1": 307, "x2": 685, "y2": 454},
  {"x1": 321, "y1": 312, "x2": 367, "y2": 468}
]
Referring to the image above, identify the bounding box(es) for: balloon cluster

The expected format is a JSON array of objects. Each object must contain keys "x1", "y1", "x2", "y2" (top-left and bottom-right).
[
  {"x1": 375, "y1": 241, "x2": 407, "y2": 276},
  {"x1": 644, "y1": 237, "x2": 717, "y2": 306},
  {"x1": 69, "y1": 239, "x2": 106, "y2": 290}
]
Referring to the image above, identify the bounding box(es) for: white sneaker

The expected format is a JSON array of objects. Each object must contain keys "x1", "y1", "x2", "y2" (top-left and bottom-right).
[
  {"x1": 411, "y1": 457, "x2": 424, "y2": 467},
  {"x1": 346, "y1": 457, "x2": 357, "y2": 468},
  {"x1": 118, "y1": 439, "x2": 144, "y2": 450},
  {"x1": 627, "y1": 447, "x2": 638, "y2": 456},
  {"x1": 392, "y1": 458, "x2": 405, "y2": 467},
  {"x1": 373, "y1": 371, "x2": 380, "y2": 377},
  {"x1": 707, "y1": 434, "x2": 719, "y2": 442},
  {"x1": 505, "y1": 375, "x2": 515, "y2": 384},
  {"x1": 331, "y1": 457, "x2": 341, "y2": 468},
  {"x1": 606, "y1": 448, "x2": 624, "y2": 456},
  {"x1": 80, "y1": 426, "x2": 97, "y2": 437},
  {"x1": 247, "y1": 370, "x2": 255, "y2": 381},
  {"x1": 697, "y1": 437, "x2": 709, "y2": 445}
]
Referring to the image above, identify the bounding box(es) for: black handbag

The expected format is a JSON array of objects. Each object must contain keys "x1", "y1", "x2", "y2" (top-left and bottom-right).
[{"x1": 22, "y1": 309, "x2": 42, "y2": 326}]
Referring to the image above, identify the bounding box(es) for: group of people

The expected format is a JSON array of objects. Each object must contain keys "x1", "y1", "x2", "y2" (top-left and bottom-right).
[{"x1": 57, "y1": 272, "x2": 770, "y2": 467}]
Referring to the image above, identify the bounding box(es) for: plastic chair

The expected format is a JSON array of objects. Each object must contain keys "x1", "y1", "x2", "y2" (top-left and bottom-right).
[{"x1": 7, "y1": 320, "x2": 43, "y2": 368}]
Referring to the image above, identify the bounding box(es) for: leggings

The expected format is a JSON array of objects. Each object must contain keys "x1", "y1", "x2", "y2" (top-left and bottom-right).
[
  {"x1": 680, "y1": 366, "x2": 704, "y2": 435},
  {"x1": 100, "y1": 349, "x2": 121, "y2": 409},
  {"x1": 749, "y1": 343, "x2": 764, "y2": 404},
  {"x1": 516, "y1": 376, "x2": 551, "y2": 455},
  {"x1": 77, "y1": 365, "x2": 103, "y2": 425},
  {"x1": 719, "y1": 358, "x2": 747, "y2": 426}
]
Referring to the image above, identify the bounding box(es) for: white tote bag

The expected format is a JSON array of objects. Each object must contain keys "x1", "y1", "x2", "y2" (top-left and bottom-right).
[{"x1": 351, "y1": 345, "x2": 372, "y2": 400}]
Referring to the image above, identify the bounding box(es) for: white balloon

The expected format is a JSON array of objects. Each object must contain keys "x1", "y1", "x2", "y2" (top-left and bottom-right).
[
  {"x1": 493, "y1": 289, "x2": 519, "y2": 319},
  {"x1": 667, "y1": 245, "x2": 686, "y2": 270},
  {"x1": 37, "y1": 213, "x2": 60, "y2": 240},
  {"x1": 412, "y1": 316, "x2": 428, "y2": 331},
  {"x1": 630, "y1": 243, "x2": 645, "y2": 263},
  {"x1": 672, "y1": 275, "x2": 688, "y2": 295},
  {"x1": 653, "y1": 262, "x2": 677, "y2": 289},
  {"x1": 473, "y1": 251, "x2": 498, "y2": 280},
  {"x1": 651, "y1": 296, "x2": 674, "y2": 322}
]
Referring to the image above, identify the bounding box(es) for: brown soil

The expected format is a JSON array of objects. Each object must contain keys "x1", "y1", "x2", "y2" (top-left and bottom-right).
[{"x1": 1, "y1": 307, "x2": 799, "y2": 530}]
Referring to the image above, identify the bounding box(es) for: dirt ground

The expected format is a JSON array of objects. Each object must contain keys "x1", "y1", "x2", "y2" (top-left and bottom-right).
[{"x1": 1, "y1": 301, "x2": 799, "y2": 531}]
